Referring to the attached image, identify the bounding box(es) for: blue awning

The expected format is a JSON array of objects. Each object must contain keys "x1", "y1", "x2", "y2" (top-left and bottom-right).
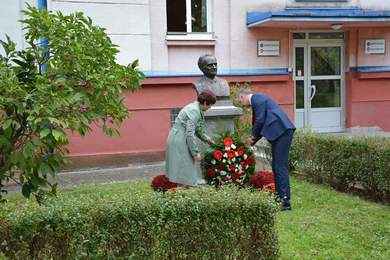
[{"x1": 247, "y1": 8, "x2": 390, "y2": 27}]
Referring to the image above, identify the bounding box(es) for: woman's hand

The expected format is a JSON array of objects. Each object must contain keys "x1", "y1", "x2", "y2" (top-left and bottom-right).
[
  {"x1": 193, "y1": 153, "x2": 202, "y2": 161},
  {"x1": 207, "y1": 139, "x2": 215, "y2": 146}
]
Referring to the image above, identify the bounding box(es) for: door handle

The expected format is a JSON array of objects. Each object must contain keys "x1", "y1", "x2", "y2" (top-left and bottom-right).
[{"x1": 310, "y1": 85, "x2": 316, "y2": 100}]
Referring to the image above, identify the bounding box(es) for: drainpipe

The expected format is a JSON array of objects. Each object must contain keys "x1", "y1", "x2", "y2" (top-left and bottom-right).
[
  {"x1": 38, "y1": 0, "x2": 48, "y2": 73},
  {"x1": 38, "y1": 0, "x2": 47, "y2": 10},
  {"x1": 38, "y1": 0, "x2": 53, "y2": 155}
]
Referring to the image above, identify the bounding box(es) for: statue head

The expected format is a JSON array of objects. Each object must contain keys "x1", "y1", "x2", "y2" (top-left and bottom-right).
[{"x1": 198, "y1": 54, "x2": 217, "y2": 79}]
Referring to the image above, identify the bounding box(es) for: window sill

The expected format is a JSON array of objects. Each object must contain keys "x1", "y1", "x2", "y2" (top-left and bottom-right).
[{"x1": 165, "y1": 33, "x2": 216, "y2": 46}]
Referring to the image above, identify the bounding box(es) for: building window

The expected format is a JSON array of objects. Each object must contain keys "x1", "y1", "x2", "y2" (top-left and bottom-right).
[
  {"x1": 293, "y1": 32, "x2": 344, "y2": 40},
  {"x1": 309, "y1": 32, "x2": 344, "y2": 39},
  {"x1": 167, "y1": 0, "x2": 211, "y2": 34},
  {"x1": 170, "y1": 108, "x2": 181, "y2": 126},
  {"x1": 293, "y1": 33, "x2": 306, "y2": 39}
]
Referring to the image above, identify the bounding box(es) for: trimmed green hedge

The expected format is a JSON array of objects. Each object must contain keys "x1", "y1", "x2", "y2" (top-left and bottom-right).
[
  {"x1": 290, "y1": 131, "x2": 390, "y2": 203},
  {"x1": 0, "y1": 186, "x2": 279, "y2": 259}
]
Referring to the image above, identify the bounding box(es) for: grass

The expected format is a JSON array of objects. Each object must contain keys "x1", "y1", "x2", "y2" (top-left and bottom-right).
[
  {"x1": 3, "y1": 177, "x2": 390, "y2": 259},
  {"x1": 277, "y1": 177, "x2": 390, "y2": 259}
]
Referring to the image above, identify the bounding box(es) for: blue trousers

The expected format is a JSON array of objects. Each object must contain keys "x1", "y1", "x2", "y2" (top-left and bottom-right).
[{"x1": 270, "y1": 129, "x2": 294, "y2": 205}]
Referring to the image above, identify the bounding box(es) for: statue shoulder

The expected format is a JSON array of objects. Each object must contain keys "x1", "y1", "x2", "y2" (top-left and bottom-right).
[
  {"x1": 193, "y1": 77, "x2": 209, "y2": 93},
  {"x1": 215, "y1": 76, "x2": 230, "y2": 96},
  {"x1": 215, "y1": 76, "x2": 228, "y2": 85},
  {"x1": 194, "y1": 77, "x2": 208, "y2": 85}
]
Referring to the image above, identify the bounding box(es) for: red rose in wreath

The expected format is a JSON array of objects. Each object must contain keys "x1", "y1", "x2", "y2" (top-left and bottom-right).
[
  {"x1": 227, "y1": 150, "x2": 236, "y2": 159},
  {"x1": 247, "y1": 156, "x2": 255, "y2": 166},
  {"x1": 223, "y1": 137, "x2": 233, "y2": 147},
  {"x1": 232, "y1": 173, "x2": 240, "y2": 180},
  {"x1": 229, "y1": 164, "x2": 236, "y2": 172},
  {"x1": 208, "y1": 168, "x2": 216, "y2": 177},
  {"x1": 214, "y1": 150, "x2": 223, "y2": 160},
  {"x1": 237, "y1": 147, "x2": 246, "y2": 156}
]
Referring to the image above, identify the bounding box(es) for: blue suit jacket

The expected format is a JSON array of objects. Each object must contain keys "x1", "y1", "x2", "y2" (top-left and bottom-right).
[{"x1": 251, "y1": 94, "x2": 295, "y2": 142}]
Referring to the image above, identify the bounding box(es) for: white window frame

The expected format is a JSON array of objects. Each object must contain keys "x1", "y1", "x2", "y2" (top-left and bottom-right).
[{"x1": 166, "y1": 0, "x2": 214, "y2": 41}]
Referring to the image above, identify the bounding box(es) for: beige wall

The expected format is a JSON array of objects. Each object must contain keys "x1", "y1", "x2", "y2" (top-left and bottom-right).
[
  {"x1": 2, "y1": 0, "x2": 390, "y2": 71},
  {"x1": 0, "y1": 0, "x2": 36, "y2": 55},
  {"x1": 49, "y1": 0, "x2": 152, "y2": 69}
]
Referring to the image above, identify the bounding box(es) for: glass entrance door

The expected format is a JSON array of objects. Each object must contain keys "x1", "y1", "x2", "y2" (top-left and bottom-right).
[{"x1": 294, "y1": 32, "x2": 344, "y2": 132}]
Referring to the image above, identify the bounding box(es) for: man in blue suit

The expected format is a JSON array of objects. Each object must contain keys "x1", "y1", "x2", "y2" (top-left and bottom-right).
[{"x1": 238, "y1": 89, "x2": 296, "y2": 211}]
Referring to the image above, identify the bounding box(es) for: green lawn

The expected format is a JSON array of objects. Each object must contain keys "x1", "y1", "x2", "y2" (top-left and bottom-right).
[
  {"x1": 277, "y1": 178, "x2": 390, "y2": 259},
  {"x1": 4, "y1": 177, "x2": 390, "y2": 259}
]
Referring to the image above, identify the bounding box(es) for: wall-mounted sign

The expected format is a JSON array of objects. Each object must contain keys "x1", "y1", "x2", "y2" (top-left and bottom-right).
[
  {"x1": 365, "y1": 39, "x2": 386, "y2": 55},
  {"x1": 257, "y1": 40, "x2": 280, "y2": 57}
]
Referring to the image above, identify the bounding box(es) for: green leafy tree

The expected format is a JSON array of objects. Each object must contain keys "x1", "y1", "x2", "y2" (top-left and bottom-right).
[{"x1": 0, "y1": 6, "x2": 143, "y2": 202}]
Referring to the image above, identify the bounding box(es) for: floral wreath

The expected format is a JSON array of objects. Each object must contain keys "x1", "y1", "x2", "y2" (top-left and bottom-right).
[{"x1": 202, "y1": 132, "x2": 256, "y2": 187}]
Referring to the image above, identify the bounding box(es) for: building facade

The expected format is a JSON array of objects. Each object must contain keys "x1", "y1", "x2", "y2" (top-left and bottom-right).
[{"x1": 1, "y1": 0, "x2": 390, "y2": 167}]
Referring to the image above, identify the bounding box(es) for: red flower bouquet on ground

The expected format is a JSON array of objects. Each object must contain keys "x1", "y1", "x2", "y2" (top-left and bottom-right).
[
  {"x1": 249, "y1": 171, "x2": 275, "y2": 192},
  {"x1": 151, "y1": 175, "x2": 178, "y2": 192},
  {"x1": 202, "y1": 132, "x2": 256, "y2": 187}
]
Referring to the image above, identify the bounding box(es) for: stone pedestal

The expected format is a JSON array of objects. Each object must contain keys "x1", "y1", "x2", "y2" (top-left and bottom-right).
[{"x1": 203, "y1": 99, "x2": 242, "y2": 137}]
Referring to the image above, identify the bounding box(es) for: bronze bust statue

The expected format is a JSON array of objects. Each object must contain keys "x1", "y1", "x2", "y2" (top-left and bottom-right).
[{"x1": 193, "y1": 54, "x2": 230, "y2": 99}]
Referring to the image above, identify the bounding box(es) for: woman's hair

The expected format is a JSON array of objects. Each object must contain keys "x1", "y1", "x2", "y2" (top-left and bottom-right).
[{"x1": 198, "y1": 90, "x2": 217, "y2": 105}]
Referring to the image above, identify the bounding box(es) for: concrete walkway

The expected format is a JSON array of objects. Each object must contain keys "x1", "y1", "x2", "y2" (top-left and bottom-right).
[{"x1": 5, "y1": 161, "x2": 165, "y2": 193}]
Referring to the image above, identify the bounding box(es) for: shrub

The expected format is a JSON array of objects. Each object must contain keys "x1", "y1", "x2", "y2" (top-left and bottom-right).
[
  {"x1": 0, "y1": 185, "x2": 279, "y2": 259},
  {"x1": 289, "y1": 131, "x2": 390, "y2": 203}
]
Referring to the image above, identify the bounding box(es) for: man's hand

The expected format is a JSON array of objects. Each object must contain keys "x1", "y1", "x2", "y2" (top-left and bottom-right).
[
  {"x1": 245, "y1": 137, "x2": 254, "y2": 146},
  {"x1": 193, "y1": 153, "x2": 202, "y2": 161}
]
